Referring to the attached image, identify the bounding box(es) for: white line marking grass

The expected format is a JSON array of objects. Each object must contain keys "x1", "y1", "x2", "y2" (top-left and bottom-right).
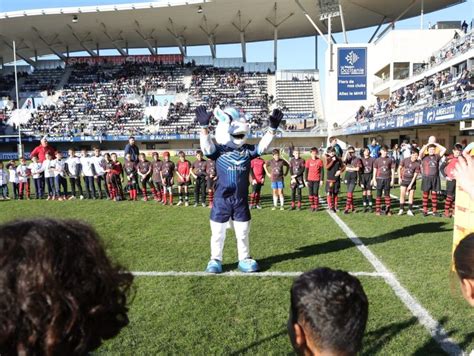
[
  {"x1": 132, "y1": 271, "x2": 386, "y2": 278},
  {"x1": 326, "y1": 210, "x2": 463, "y2": 356}
]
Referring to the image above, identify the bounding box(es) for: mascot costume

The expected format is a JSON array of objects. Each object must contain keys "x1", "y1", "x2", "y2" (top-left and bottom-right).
[{"x1": 196, "y1": 105, "x2": 283, "y2": 273}]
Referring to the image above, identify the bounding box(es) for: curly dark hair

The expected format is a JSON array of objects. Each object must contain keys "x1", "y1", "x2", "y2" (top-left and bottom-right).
[{"x1": 0, "y1": 219, "x2": 134, "y2": 355}]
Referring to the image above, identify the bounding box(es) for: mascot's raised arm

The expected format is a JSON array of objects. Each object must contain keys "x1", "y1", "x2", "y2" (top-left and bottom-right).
[{"x1": 196, "y1": 105, "x2": 283, "y2": 273}]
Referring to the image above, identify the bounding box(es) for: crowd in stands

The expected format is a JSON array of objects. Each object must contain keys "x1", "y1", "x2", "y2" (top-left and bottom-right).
[
  {"x1": 353, "y1": 67, "x2": 473, "y2": 125},
  {"x1": 0, "y1": 62, "x2": 280, "y2": 137},
  {"x1": 413, "y1": 27, "x2": 472, "y2": 77}
]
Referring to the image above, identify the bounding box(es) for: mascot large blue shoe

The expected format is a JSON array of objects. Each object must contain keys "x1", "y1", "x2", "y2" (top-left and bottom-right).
[{"x1": 197, "y1": 105, "x2": 283, "y2": 273}]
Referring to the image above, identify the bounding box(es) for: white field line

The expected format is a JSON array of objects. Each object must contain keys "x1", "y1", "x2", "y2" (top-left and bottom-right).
[
  {"x1": 132, "y1": 271, "x2": 387, "y2": 278},
  {"x1": 326, "y1": 210, "x2": 463, "y2": 356}
]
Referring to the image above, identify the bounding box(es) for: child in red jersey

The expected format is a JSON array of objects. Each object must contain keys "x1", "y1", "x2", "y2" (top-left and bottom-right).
[
  {"x1": 325, "y1": 147, "x2": 344, "y2": 212},
  {"x1": 176, "y1": 151, "x2": 191, "y2": 206},
  {"x1": 343, "y1": 146, "x2": 362, "y2": 214},
  {"x1": 372, "y1": 146, "x2": 395, "y2": 216},
  {"x1": 398, "y1": 148, "x2": 420, "y2": 216},
  {"x1": 110, "y1": 152, "x2": 124, "y2": 200},
  {"x1": 124, "y1": 153, "x2": 138, "y2": 201},
  {"x1": 289, "y1": 149, "x2": 305, "y2": 210},
  {"x1": 442, "y1": 143, "x2": 463, "y2": 218},
  {"x1": 419, "y1": 142, "x2": 446, "y2": 216},
  {"x1": 205, "y1": 158, "x2": 217, "y2": 209},
  {"x1": 359, "y1": 148, "x2": 375, "y2": 212},
  {"x1": 250, "y1": 156, "x2": 265, "y2": 209},
  {"x1": 160, "y1": 151, "x2": 175, "y2": 205},
  {"x1": 264, "y1": 149, "x2": 289, "y2": 211},
  {"x1": 137, "y1": 153, "x2": 159, "y2": 201},
  {"x1": 305, "y1": 147, "x2": 324, "y2": 212},
  {"x1": 191, "y1": 150, "x2": 207, "y2": 207},
  {"x1": 151, "y1": 152, "x2": 163, "y2": 202}
]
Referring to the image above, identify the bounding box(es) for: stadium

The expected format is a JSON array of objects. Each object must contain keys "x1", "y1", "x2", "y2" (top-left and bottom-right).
[{"x1": 0, "y1": 0, "x2": 474, "y2": 354}]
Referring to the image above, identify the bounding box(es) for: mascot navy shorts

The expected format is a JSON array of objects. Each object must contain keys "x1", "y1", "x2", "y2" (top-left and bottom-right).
[{"x1": 211, "y1": 196, "x2": 251, "y2": 223}]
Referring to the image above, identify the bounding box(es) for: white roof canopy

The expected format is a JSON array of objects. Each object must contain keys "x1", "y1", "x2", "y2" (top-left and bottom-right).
[{"x1": 0, "y1": 0, "x2": 464, "y2": 65}]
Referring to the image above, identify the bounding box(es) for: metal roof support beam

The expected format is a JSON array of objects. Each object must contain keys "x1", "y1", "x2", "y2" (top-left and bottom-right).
[
  {"x1": 294, "y1": 0, "x2": 328, "y2": 45},
  {"x1": 100, "y1": 23, "x2": 127, "y2": 56},
  {"x1": 31, "y1": 27, "x2": 67, "y2": 60},
  {"x1": 200, "y1": 15, "x2": 219, "y2": 59},
  {"x1": 167, "y1": 18, "x2": 187, "y2": 56},
  {"x1": 232, "y1": 11, "x2": 251, "y2": 63},
  {"x1": 376, "y1": 0, "x2": 417, "y2": 42},
  {"x1": 368, "y1": 16, "x2": 386, "y2": 43},
  {"x1": 134, "y1": 20, "x2": 156, "y2": 55},
  {"x1": 67, "y1": 25, "x2": 98, "y2": 57},
  {"x1": 1, "y1": 40, "x2": 37, "y2": 67},
  {"x1": 339, "y1": 4, "x2": 348, "y2": 44},
  {"x1": 265, "y1": 3, "x2": 294, "y2": 70}
]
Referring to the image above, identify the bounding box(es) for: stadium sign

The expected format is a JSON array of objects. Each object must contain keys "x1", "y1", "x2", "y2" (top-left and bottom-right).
[
  {"x1": 342, "y1": 99, "x2": 474, "y2": 135},
  {"x1": 66, "y1": 54, "x2": 183, "y2": 65},
  {"x1": 337, "y1": 47, "x2": 367, "y2": 101}
]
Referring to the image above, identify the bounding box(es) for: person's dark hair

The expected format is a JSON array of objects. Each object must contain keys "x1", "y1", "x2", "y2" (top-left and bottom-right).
[
  {"x1": 92, "y1": 145, "x2": 100, "y2": 151},
  {"x1": 310, "y1": 147, "x2": 318, "y2": 152},
  {"x1": 196, "y1": 150, "x2": 203, "y2": 155},
  {"x1": 129, "y1": 136, "x2": 135, "y2": 140},
  {"x1": 178, "y1": 151, "x2": 185, "y2": 156},
  {"x1": 326, "y1": 146, "x2": 336, "y2": 154},
  {"x1": 272, "y1": 148, "x2": 280, "y2": 155},
  {"x1": 0, "y1": 219, "x2": 133, "y2": 355},
  {"x1": 454, "y1": 233, "x2": 474, "y2": 280},
  {"x1": 329, "y1": 136, "x2": 336, "y2": 143},
  {"x1": 290, "y1": 268, "x2": 368, "y2": 355},
  {"x1": 411, "y1": 148, "x2": 419, "y2": 155},
  {"x1": 381, "y1": 145, "x2": 388, "y2": 152},
  {"x1": 428, "y1": 144, "x2": 436, "y2": 149},
  {"x1": 453, "y1": 143, "x2": 463, "y2": 152}
]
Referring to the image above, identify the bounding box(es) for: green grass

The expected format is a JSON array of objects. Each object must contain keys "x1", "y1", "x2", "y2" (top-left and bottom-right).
[{"x1": 1, "y1": 154, "x2": 472, "y2": 355}]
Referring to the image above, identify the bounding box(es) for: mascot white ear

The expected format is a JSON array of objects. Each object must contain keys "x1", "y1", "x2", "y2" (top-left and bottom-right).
[{"x1": 214, "y1": 107, "x2": 232, "y2": 146}]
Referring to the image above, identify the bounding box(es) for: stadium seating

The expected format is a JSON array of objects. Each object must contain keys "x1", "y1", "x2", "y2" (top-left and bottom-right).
[{"x1": 0, "y1": 60, "x2": 324, "y2": 137}]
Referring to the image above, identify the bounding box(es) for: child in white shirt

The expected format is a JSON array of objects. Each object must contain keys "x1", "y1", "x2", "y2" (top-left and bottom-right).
[
  {"x1": 28, "y1": 156, "x2": 44, "y2": 199},
  {"x1": 54, "y1": 151, "x2": 68, "y2": 201},
  {"x1": 80, "y1": 149, "x2": 97, "y2": 199},
  {"x1": 16, "y1": 157, "x2": 31, "y2": 200},
  {"x1": 7, "y1": 160, "x2": 19, "y2": 199},
  {"x1": 42, "y1": 152, "x2": 56, "y2": 200},
  {"x1": 0, "y1": 161, "x2": 9, "y2": 200},
  {"x1": 66, "y1": 148, "x2": 83, "y2": 200}
]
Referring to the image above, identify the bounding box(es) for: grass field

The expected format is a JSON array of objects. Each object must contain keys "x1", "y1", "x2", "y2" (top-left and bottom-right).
[{"x1": 1, "y1": 154, "x2": 473, "y2": 355}]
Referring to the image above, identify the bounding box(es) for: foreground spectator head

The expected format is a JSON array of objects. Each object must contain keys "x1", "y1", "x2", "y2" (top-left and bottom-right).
[
  {"x1": 329, "y1": 137, "x2": 337, "y2": 146},
  {"x1": 272, "y1": 148, "x2": 280, "y2": 160},
  {"x1": 41, "y1": 137, "x2": 49, "y2": 147},
  {"x1": 310, "y1": 147, "x2": 319, "y2": 159},
  {"x1": 454, "y1": 152, "x2": 474, "y2": 200},
  {"x1": 0, "y1": 219, "x2": 133, "y2": 355},
  {"x1": 288, "y1": 268, "x2": 368, "y2": 356},
  {"x1": 129, "y1": 136, "x2": 136, "y2": 145},
  {"x1": 454, "y1": 233, "x2": 474, "y2": 306}
]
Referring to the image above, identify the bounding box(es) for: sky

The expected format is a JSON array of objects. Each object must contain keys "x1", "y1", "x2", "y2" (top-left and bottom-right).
[{"x1": 1, "y1": 0, "x2": 473, "y2": 96}]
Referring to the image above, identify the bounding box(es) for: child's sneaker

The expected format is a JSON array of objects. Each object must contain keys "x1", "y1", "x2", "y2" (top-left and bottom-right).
[
  {"x1": 398, "y1": 209, "x2": 404, "y2": 216},
  {"x1": 177, "y1": 200, "x2": 183, "y2": 206},
  {"x1": 205, "y1": 259, "x2": 222, "y2": 274},
  {"x1": 256, "y1": 205, "x2": 262, "y2": 209},
  {"x1": 272, "y1": 206, "x2": 276, "y2": 211},
  {"x1": 185, "y1": 201, "x2": 189, "y2": 207},
  {"x1": 407, "y1": 209, "x2": 414, "y2": 216},
  {"x1": 238, "y1": 258, "x2": 259, "y2": 273}
]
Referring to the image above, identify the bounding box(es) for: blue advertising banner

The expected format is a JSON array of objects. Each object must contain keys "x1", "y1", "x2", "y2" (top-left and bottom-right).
[
  {"x1": 0, "y1": 131, "x2": 281, "y2": 144},
  {"x1": 337, "y1": 47, "x2": 367, "y2": 101},
  {"x1": 342, "y1": 99, "x2": 474, "y2": 135}
]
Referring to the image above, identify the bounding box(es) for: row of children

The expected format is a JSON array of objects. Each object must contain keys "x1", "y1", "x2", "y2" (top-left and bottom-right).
[
  {"x1": 0, "y1": 148, "x2": 217, "y2": 207},
  {"x1": 254, "y1": 141, "x2": 471, "y2": 217}
]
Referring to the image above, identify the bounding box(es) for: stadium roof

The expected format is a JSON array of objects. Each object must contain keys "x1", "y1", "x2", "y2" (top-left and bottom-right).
[{"x1": 0, "y1": 0, "x2": 464, "y2": 65}]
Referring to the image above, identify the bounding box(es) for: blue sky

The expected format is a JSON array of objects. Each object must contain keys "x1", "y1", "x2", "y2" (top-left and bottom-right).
[{"x1": 1, "y1": 0, "x2": 472, "y2": 93}]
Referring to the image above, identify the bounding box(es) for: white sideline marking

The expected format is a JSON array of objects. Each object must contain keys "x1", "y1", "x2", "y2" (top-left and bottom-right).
[
  {"x1": 132, "y1": 271, "x2": 386, "y2": 278},
  {"x1": 326, "y1": 210, "x2": 463, "y2": 356}
]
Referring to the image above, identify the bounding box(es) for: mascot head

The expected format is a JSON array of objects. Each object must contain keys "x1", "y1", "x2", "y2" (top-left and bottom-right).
[{"x1": 213, "y1": 106, "x2": 250, "y2": 149}]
